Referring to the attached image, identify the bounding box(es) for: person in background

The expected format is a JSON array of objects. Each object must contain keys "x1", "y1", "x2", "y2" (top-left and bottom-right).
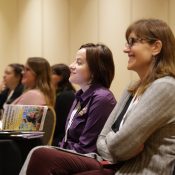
[
  {"x1": 51, "y1": 63, "x2": 75, "y2": 145},
  {"x1": 19, "y1": 42, "x2": 117, "y2": 175},
  {"x1": 13, "y1": 57, "x2": 55, "y2": 107},
  {"x1": 22, "y1": 19, "x2": 175, "y2": 175},
  {"x1": 0, "y1": 63, "x2": 24, "y2": 119}
]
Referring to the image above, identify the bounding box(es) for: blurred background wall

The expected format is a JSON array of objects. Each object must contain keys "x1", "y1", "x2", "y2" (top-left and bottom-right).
[{"x1": 0, "y1": 0, "x2": 175, "y2": 99}]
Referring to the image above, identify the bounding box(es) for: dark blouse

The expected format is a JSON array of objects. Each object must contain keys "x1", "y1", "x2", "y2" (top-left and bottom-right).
[
  {"x1": 0, "y1": 84, "x2": 24, "y2": 109},
  {"x1": 60, "y1": 84, "x2": 116, "y2": 154},
  {"x1": 52, "y1": 89, "x2": 75, "y2": 146}
]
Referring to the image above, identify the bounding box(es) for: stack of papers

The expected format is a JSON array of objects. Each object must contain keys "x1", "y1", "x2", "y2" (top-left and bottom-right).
[{"x1": 0, "y1": 131, "x2": 44, "y2": 139}]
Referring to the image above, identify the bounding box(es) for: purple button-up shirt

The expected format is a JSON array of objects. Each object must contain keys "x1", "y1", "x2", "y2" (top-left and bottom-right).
[{"x1": 60, "y1": 84, "x2": 116, "y2": 154}]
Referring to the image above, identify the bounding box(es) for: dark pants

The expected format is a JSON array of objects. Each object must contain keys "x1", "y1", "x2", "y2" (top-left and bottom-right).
[
  {"x1": 27, "y1": 147, "x2": 115, "y2": 175},
  {"x1": 0, "y1": 140, "x2": 22, "y2": 175}
]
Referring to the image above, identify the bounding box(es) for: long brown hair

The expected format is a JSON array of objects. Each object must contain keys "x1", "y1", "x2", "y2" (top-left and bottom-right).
[
  {"x1": 27, "y1": 57, "x2": 55, "y2": 106},
  {"x1": 126, "y1": 19, "x2": 175, "y2": 95}
]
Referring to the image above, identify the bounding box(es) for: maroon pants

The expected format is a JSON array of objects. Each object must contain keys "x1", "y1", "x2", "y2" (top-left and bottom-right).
[{"x1": 26, "y1": 147, "x2": 115, "y2": 175}]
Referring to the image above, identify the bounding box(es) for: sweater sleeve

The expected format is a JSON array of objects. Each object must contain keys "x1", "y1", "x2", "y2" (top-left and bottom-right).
[
  {"x1": 96, "y1": 88, "x2": 130, "y2": 162},
  {"x1": 97, "y1": 78, "x2": 175, "y2": 162}
]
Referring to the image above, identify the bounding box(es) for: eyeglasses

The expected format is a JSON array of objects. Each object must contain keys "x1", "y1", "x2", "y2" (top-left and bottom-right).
[
  {"x1": 125, "y1": 37, "x2": 143, "y2": 48},
  {"x1": 23, "y1": 66, "x2": 36, "y2": 75}
]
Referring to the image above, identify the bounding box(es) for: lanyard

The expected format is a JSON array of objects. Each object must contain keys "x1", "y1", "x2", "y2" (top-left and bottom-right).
[
  {"x1": 64, "y1": 102, "x2": 81, "y2": 142},
  {"x1": 119, "y1": 92, "x2": 140, "y2": 130}
]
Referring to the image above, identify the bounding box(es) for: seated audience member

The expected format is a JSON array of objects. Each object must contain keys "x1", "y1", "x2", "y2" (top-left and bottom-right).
[
  {"x1": 21, "y1": 19, "x2": 175, "y2": 175},
  {"x1": 51, "y1": 63, "x2": 76, "y2": 145},
  {"x1": 0, "y1": 63, "x2": 24, "y2": 119},
  {"x1": 13, "y1": 57, "x2": 55, "y2": 106},
  {"x1": 19, "y1": 43, "x2": 117, "y2": 175}
]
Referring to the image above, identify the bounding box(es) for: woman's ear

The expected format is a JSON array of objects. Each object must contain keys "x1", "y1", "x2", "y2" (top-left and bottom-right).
[{"x1": 152, "y1": 40, "x2": 162, "y2": 56}]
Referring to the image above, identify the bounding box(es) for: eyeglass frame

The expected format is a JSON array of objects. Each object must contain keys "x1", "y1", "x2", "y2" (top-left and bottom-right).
[{"x1": 125, "y1": 37, "x2": 157, "y2": 48}]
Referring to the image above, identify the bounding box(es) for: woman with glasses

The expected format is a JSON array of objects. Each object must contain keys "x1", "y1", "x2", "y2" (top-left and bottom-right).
[
  {"x1": 95, "y1": 19, "x2": 175, "y2": 175},
  {"x1": 13, "y1": 57, "x2": 55, "y2": 106},
  {"x1": 21, "y1": 18, "x2": 175, "y2": 175}
]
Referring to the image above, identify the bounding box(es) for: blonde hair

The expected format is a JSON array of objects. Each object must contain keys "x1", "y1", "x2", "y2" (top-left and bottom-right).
[
  {"x1": 27, "y1": 57, "x2": 55, "y2": 106},
  {"x1": 126, "y1": 19, "x2": 175, "y2": 95}
]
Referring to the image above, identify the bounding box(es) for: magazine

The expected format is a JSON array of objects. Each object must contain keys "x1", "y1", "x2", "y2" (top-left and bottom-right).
[{"x1": 1, "y1": 105, "x2": 48, "y2": 131}]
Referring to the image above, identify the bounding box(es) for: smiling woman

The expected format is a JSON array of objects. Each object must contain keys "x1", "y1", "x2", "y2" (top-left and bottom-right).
[
  {"x1": 69, "y1": 48, "x2": 91, "y2": 88},
  {"x1": 20, "y1": 19, "x2": 175, "y2": 175},
  {"x1": 13, "y1": 57, "x2": 55, "y2": 107},
  {"x1": 96, "y1": 18, "x2": 175, "y2": 175},
  {"x1": 19, "y1": 43, "x2": 117, "y2": 175}
]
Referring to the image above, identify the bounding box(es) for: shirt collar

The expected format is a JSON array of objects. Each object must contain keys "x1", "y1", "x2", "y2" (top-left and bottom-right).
[{"x1": 75, "y1": 84, "x2": 102, "y2": 103}]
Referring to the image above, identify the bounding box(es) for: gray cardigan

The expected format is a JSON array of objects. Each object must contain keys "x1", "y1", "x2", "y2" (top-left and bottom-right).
[{"x1": 97, "y1": 76, "x2": 175, "y2": 175}]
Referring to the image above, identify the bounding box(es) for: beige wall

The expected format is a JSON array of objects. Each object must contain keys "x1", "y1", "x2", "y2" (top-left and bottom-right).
[
  {"x1": 0, "y1": 0, "x2": 70, "y2": 72},
  {"x1": 0, "y1": 0, "x2": 174, "y2": 99}
]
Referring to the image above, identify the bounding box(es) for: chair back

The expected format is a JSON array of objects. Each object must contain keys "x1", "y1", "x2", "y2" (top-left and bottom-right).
[{"x1": 42, "y1": 106, "x2": 56, "y2": 145}]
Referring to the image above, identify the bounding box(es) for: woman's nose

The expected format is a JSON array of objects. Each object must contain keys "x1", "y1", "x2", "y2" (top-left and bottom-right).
[
  {"x1": 3, "y1": 75, "x2": 6, "y2": 79},
  {"x1": 123, "y1": 45, "x2": 130, "y2": 53},
  {"x1": 69, "y1": 61, "x2": 76, "y2": 69}
]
